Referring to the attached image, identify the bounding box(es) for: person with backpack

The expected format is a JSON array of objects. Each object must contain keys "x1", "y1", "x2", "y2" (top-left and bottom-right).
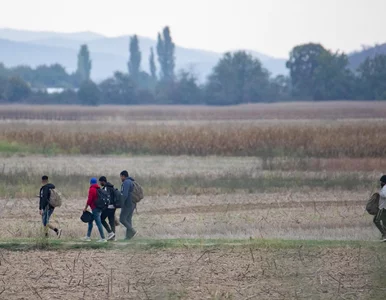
[
  {"x1": 374, "y1": 175, "x2": 386, "y2": 241},
  {"x1": 39, "y1": 175, "x2": 62, "y2": 238},
  {"x1": 81, "y1": 178, "x2": 107, "y2": 242},
  {"x1": 120, "y1": 170, "x2": 137, "y2": 240},
  {"x1": 99, "y1": 176, "x2": 116, "y2": 241}
]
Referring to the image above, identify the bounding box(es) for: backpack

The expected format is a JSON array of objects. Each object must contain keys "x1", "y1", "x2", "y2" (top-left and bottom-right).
[
  {"x1": 131, "y1": 181, "x2": 144, "y2": 204},
  {"x1": 366, "y1": 193, "x2": 380, "y2": 215},
  {"x1": 112, "y1": 188, "x2": 123, "y2": 208},
  {"x1": 96, "y1": 188, "x2": 111, "y2": 210},
  {"x1": 49, "y1": 189, "x2": 62, "y2": 208}
]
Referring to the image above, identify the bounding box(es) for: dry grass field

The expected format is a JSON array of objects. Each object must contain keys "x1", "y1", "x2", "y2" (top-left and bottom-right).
[
  {"x1": 0, "y1": 242, "x2": 385, "y2": 299},
  {"x1": 1, "y1": 102, "x2": 386, "y2": 121},
  {"x1": 1, "y1": 102, "x2": 386, "y2": 299}
]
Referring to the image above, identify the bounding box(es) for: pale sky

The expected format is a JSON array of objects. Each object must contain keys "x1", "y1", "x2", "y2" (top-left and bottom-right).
[{"x1": 0, "y1": 0, "x2": 384, "y2": 58}]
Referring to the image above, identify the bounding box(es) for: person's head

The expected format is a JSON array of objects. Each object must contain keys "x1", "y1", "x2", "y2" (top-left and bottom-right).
[
  {"x1": 120, "y1": 170, "x2": 129, "y2": 182},
  {"x1": 380, "y1": 175, "x2": 386, "y2": 188},
  {"x1": 41, "y1": 175, "x2": 48, "y2": 185},
  {"x1": 90, "y1": 177, "x2": 98, "y2": 185},
  {"x1": 99, "y1": 176, "x2": 107, "y2": 187}
]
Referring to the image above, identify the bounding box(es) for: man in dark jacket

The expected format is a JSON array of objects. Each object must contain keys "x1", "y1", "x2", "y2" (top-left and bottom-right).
[
  {"x1": 120, "y1": 170, "x2": 137, "y2": 240},
  {"x1": 99, "y1": 176, "x2": 116, "y2": 241},
  {"x1": 39, "y1": 175, "x2": 62, "y2": 238}
]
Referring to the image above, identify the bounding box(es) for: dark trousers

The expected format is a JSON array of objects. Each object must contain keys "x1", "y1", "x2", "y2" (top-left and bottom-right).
[
  {"x1": 373, "y1": 209, "x2": 386, "y2": 236},
  {"x1": 101, "y1": 208, "x2": 116, "y2": 234},
  {"x1": 120, "y1": 200, "x2": 136, "y2": 239}
]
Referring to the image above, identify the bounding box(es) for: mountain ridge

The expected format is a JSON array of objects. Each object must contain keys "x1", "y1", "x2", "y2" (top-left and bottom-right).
[{"x1": 0, "y1": 28, "x2": 287, "y2": 81}]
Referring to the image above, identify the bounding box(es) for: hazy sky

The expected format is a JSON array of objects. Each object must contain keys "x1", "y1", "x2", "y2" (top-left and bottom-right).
[{"x1": 0, "y1": 0, "x2": 384, "y2": 58}]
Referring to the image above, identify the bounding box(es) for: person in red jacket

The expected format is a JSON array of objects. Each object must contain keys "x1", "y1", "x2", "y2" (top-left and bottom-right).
[{"x1": 81, "y1": 178, "x2": 107, "y2": 242}]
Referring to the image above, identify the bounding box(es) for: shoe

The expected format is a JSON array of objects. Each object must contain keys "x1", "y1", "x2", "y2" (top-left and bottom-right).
[
  {"x1": 56, "y1": 229, "x2": 62, "y2": 239},
  {"x1": 381, "y1": 236, "x2": 386, "y2": 242},
  {"x1": 107, "y1": 232, "x2": 115, "y2": 241},
  {"x1": 81, "y1": 236, "x2": 91, "y2": 242},
  {"x1": 125, "y1": 231, "x2": 138, "y2": 240},
  {"x1": 97, "y1": 239, "x2": 108, "y2": 243}
]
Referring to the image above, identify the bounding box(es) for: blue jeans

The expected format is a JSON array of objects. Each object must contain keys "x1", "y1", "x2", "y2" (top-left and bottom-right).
[
  {"x1": 87, "y1": 209, "x2": 105, "y2": 239},
  {"x1": 42, "y1": 208, "x2": 54, "y2": 226}
]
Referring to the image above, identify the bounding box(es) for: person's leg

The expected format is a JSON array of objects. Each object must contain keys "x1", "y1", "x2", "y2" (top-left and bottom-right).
[
  {"x1": 374, "y1": 209, "x2": 386, "y2": 237},
  {"x1": 45, "y1": 209, "x2": 61, "y2": 236},
  {"x1": 101, "y1": 209, "x2": 112, "y2": 233},
  {"x1": 93, "y1": 209, "x2": 106, "y2": 239},
  {"x1": 42, "y1": 209, "x2": 49, "y2": 237},
  {"x1": 87, "y1": 220, "x2": 93, "y2": 238},
  {"x1": 125, "y1": 203, "x2": 136, "y2": 239},
  {"x1": 108, "y1": 209, "x2": 116, "y2": 234},
  {"x1": 120, "y1": 202, "x2": 135, "y2": 239}
]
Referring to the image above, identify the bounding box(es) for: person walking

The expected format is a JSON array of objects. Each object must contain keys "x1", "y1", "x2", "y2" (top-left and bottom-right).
[
  {"x1": 99, "y1": 176, "x2": 116, "y2": 241},
  {"x1": 374, "y1": 175, "x2": 386, "y2": 241},
  {"x1": 82, "y1": 178, "x2": 107, "y2": 242},
  {"x1": 39, "y1": 175, "x2": 62, "y2": 238},
  {"x1": 119, "y1": 171, "x2": 137, "y2": 240}
]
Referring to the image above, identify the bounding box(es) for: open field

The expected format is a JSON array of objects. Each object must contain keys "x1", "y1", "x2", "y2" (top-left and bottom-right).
[
  {"x1": 1, "y1": 102, "x2": 386, "y2": 121},
  {"x1": 1, "y1": 119, "x2": 386, "y2": 156},
  {"x1": 0, "y1": 191, "x2": 378, "y2": 241},
  {"x1": 0, "y1": 239, "x2": 385, "y2": 299},
  {"x1": 1, "y1": 102, "x2": 386, "y2": 299}
]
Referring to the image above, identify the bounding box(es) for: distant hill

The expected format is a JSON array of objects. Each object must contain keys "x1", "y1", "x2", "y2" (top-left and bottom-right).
[
  {"x1": 349, "y1": 44, "x2": 386, "y2": 71},
  {"x1": 0, "y1": 28, "x2": 287, "y2": 81}
]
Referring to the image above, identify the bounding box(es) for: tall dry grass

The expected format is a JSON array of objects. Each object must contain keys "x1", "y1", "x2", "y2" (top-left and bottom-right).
[{"x1": 1, "y1": 120, "x2": 386, "y2": 157}]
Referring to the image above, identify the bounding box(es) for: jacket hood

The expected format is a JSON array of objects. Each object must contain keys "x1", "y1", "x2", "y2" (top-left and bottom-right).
[
  {"x1": 90, "y1": 183, "x2": 100, "y2": 189},
  {"x1": 105, "y1": 182, "x2": 114, "y2": 188},
  {"x1": 44, "y1": 183, "x2": 55, "y2": 189}
]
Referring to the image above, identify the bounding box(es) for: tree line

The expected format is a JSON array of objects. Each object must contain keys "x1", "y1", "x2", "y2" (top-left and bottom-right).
[{"x1": 1, "y1": 27, "x2": 386, "y2": 105}]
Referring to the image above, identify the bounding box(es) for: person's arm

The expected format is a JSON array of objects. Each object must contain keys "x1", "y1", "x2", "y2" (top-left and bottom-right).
[
  {"x1": 122, "y1": 180, "x2": 132, "y2": 201},
  {"x1": 39, "y1": 188, "x2": 43, "y2": 213},
  {"x1": 84, "y1": 188, "x2": 94, "y2": 211}
]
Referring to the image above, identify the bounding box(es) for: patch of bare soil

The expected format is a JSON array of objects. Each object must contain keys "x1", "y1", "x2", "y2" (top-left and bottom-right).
[{"x1": 0, "y1": 245, "x2": 383, "y2": 299}]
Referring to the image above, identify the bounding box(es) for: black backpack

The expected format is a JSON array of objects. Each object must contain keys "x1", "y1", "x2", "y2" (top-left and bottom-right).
[
  {"x1": 96, "y1": 188, "x2": 111, "y2": 209},
  {"x1": 112, "y1": 188, "x2": 123, "y2": 208}
]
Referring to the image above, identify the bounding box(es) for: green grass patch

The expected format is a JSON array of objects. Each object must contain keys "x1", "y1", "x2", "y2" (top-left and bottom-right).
[
  {"x1": 0, "y1": 140, "x2": 35, "y2": 154},
  {"x1": 0, "y1": 237, "x2": 382, "y2": 251}
]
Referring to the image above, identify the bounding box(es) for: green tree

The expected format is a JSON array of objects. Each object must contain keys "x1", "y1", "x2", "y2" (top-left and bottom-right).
[
  {"x1": 5, "y1": 77, "x2": 31, "y2": 102},
  {"x1": 157, "y1": 26, "x2": 175, "y2": 81},
  {"x1": 128, "y1": 35, "x2": 141, "y2": 83},
  {"x1": 99, "y1": 72, "x2": 136, "y2": 104},
  {"x1": 312, "y1": 51, "x2": 354, "y2": 100},
  {"x1": 149, "y1": 47, "x2": 157, "y2": 81},
  {"x1": 0, "y1": 76, "x2": 7, "y2": 101},
  {"x1": 286, "y1": 43, "x2": 328, "y2": 99},
  {"x1": 357, "y1": 54, "x2": 386, "y2": 100},
  {"x1": 155, "y1": 70, "x2": 202, "y2": 104},
  {"x1": 205, "y1": 51, "x2": 271, "y2": 105},
  {"x1": 77, "y1": 80, "x2": 100, "y2": 106},
  {"x1": 76, "y1": 45, "x2": 92, "y2": 83},
  {"x1": 269, "y1": 75, "x2": 292, "y2": 101}
]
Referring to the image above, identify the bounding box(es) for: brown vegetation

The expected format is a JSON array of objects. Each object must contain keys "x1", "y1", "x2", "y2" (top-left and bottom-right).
[
  {"x1": 1, "y1": 101, "x2": 386, "y2": 121},
  {"x1": 1, "y1": 120, "x2": 386, "y2": 157}
]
